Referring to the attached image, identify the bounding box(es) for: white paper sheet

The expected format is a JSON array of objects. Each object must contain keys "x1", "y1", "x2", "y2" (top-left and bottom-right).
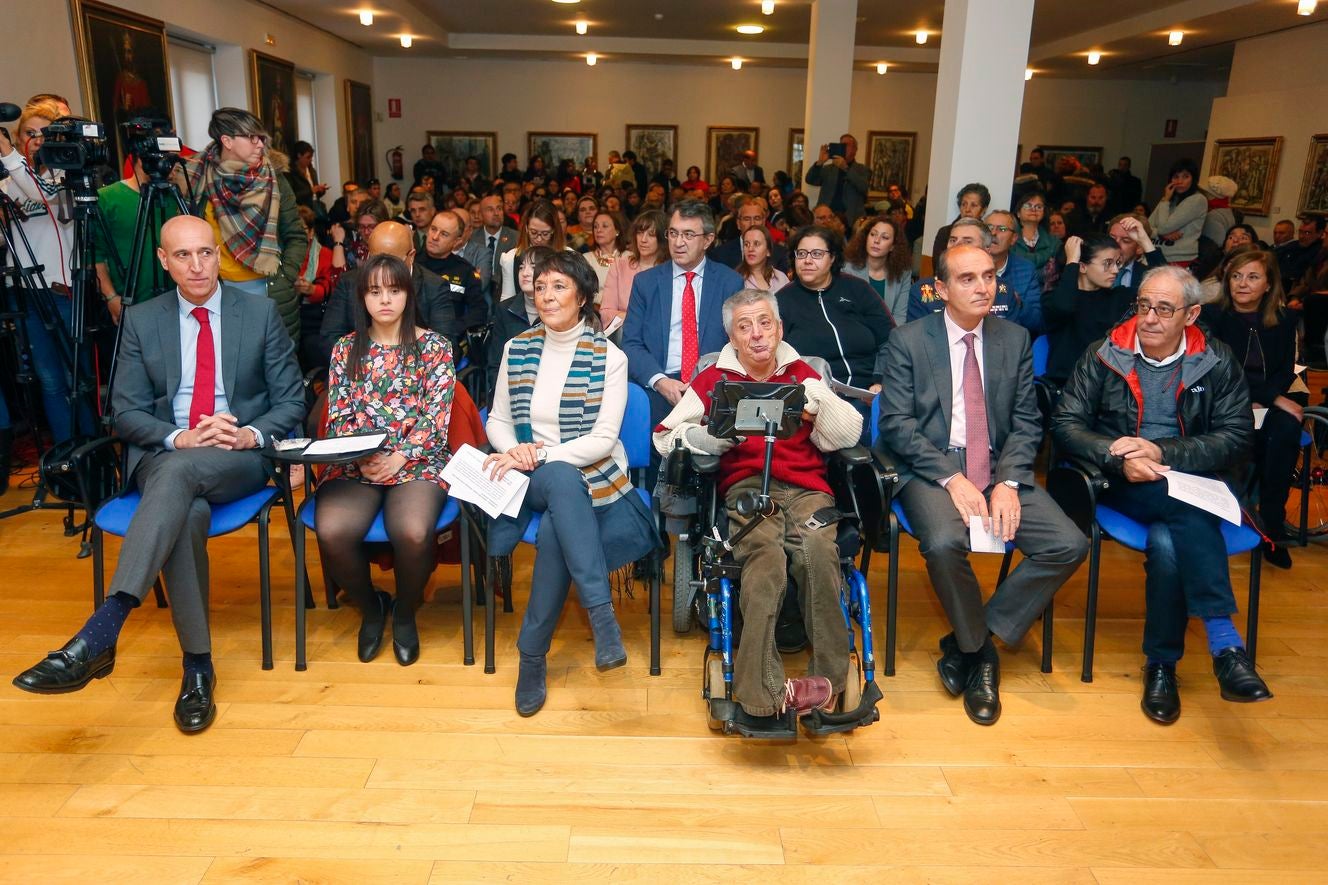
[
  {"x1": 968, "y1": 519, "x2": 1007, "y2": 553},
  {"x1": 302, "y1": 432, "x2": 388, "y2": 457},
  {"x1": 440, "y1": 443, "x2": 529, "y2": 519},
  {"x1": 1163, "y1": 470, "x2": 1242, "y2": 525},
  {"x1": 1252, "y1": 407, "x2": 1268, "y2": 430},
  {"x1": 603, "y1": 315, "x2": 625, "y2": 336}
]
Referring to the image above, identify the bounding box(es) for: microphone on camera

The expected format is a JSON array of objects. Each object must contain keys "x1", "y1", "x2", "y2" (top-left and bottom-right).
[{"x1": 0, "y1": 103, "x2": 22, "y2": 123}]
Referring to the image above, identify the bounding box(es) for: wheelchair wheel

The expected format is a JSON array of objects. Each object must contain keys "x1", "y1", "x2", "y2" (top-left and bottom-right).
[
  {"x1": 840, "y1": 651, "x2": 862, "y2": 713},
  {"x1": 672, "y1": 534, "x2": 696, "y2": 634},
  {"x1": 704, "y1": 655, "x2": 726, "y2": 730},
  {"x1": 1286, "y1": 451, "x2": 1328, "y2": 538}
]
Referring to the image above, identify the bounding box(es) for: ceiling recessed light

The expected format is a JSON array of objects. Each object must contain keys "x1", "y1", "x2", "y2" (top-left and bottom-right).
[
  {"x1": 358, "y1": 10, "x2": 373, "y2": 26},
  {"x1": 1169, "y1": 30, "x2": 1184, "y2": 46},
  {"x1": 915, "y1": 29, "x2": 928, "y2": 44},
  {"x1": 736, "y1": 24, "x2": 764, "y2": 35},
  {"x1": 400, "y1": 34, "x2": 413, "y2": 48},
  {"x1": 761, "y1": 0, "x2": 775, "y2": 13},
  {"x1": 552, "y1": 0, "x2": 580, "y2": 4},
  {"x1": 1025, "y1": 68, "x2": 1034, "y2": 80},
  {"x1": 731, "y1": 57, "x2": 743, "y2": 70},
  {"x1": 876, "y1": 62, "x2": 888, "y2": 75},
  {"x1": 1087, "y1": 50, "x2": 1101, "y2": 64},
  {"x1": 576, "y1": 20, "x2": 588, "y2": 35},
  {"x1": 1297, "y1": 0, "x2": 1316, "y2": 14},
  {"x1": 586, "y1": 52, "x2": 597, "y2": 66}
]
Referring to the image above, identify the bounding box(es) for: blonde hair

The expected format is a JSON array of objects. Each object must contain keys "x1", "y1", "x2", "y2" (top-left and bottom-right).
[{"x1": 18, "y1": 98, "x2": 65, "y2": 141}]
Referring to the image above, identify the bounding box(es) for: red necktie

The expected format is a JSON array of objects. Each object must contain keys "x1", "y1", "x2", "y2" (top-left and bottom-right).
[
  {"x1": 680, "y1": 270, "x2": 699, "y2": 381},
  {"x1": 962, "y1": 332, "x2": 990, "y2": 490},
  {"x1": 189, "y1": 306, "x2": 216, "y2": 429}
]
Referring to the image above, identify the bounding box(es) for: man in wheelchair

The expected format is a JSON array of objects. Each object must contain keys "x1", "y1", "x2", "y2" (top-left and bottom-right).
[{"x1": 653, "y1": 288, "x2": 869, "y2": 735}]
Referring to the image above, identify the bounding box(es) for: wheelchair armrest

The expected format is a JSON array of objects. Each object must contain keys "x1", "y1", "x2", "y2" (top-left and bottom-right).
[
  {"x1": 691, "y1": 453, "x2": 721, "y2": 474},
  {"x1": 832, "y1": 445, "x2": 873, "y2": 467},
  {"x1": 1046, "y1": 462, "x2": 1107, "y2": 536}
]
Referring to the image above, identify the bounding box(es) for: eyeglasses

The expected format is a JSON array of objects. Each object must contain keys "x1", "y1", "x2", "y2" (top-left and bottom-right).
[
  {"x1": 1133, "y1": 299, "x2": 1183, "y2": 318},
  {"x1": 987, "y1": 224, "x2": 1014, "y2": 234},
  {"x1": 1020, "y1": 202, "x2": 1045, "y2": 212},
  {"x1": 794, "y1": 249, "x2": 830, "y2": 260},
  {"x1": 666, "y1": 229, "x2": 705, "y2": 242},
  {"x1": 228, "y1": 133, "x2": 268, "y2": 145},
  {"x1": 527, "y1": 228, "x2": 554, "y2": 242},
  {"x1": 1092, "y1": 257, "x2": 1123, "y2": 270}
]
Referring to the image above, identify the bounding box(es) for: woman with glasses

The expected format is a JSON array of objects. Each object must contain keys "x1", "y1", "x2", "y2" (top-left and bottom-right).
[
  {"x1": 1201, "y1": 251, "x2": 1304, "y2": 568},
  {"x1": 599, "y1": 210, "x2": 667, "y2": 330},
  {"x1": 184, "y1": 107, "x2": 307, "y2": 341},
  {"x1": 931, "y1": 183, "x2": 991, "y2": 263},
  {"x1": 1148, "y1": 158, "x2": 1207, "y2": 267},
  {"x1": 844, "y1": 215, "x2": 912, "y2": 323},
  {"x1": 776, "y1": 225, "x2": 894, "y2": 419},
  {"x1": 1043, "y1": 233, "x2": 1125, "y2": 385},
  {"x1": 497, "y1": 199, "x2": 566, "y2": 301},
  {"x1": 1011, "y1": 191, "x2": 1060, "y2": 274}
]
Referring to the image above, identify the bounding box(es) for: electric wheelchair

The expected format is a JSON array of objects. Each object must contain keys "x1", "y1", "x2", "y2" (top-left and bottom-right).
[{"x1": 658, "y1": 365, "x2": 894, "y2": 739}]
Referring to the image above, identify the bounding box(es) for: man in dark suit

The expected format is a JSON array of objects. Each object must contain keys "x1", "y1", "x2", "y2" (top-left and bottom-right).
[
  {"x1": 1109, "y1": 214, "x2": 1168, "y2": 296},
  {"x1": 461, "y1": 193, "x2": 519, "y2": 303},
  {"x1": 878, "y1": 244, "x2": 1088, "y2": 726},
  {"x1": 12, "y1": 216, "x2": 305, "y2": 733},
  {"x1": 622, "y1": 203, "x2": 745, "y2": 427},
  {"x1": 730, "y1": 150, "x2": 765, "y2": 190}
]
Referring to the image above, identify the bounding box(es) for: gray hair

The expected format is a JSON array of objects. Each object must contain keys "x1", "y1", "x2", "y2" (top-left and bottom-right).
[
  {"x1": 949, "y1": 216, "x2": 993, "y2": 248},
  {"x1": 1139, "y1": 264, "x2": 1204, "y2": 307},
  {"x1": 671, "y1": 201, "x2": 716, "y2": 236},
  {"x1": 722, "y1": 288, "x2": 781, "y2": 335},
  {"x1": 984, "y1": 208, "x2": 1016, "y2": 227}
]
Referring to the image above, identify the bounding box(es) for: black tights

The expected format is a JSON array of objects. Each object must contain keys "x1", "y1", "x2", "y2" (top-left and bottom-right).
[{"x1": 315, "y1": 479, "x2": 448, "y2": 616}]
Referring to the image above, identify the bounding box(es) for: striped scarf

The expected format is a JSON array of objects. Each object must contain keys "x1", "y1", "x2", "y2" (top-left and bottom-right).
[
  {"x1": 184, "y1": 144, "x2": 282, "y2": 277},
  {"x1": 506, "y1": 324, "x2": 630, "y2": 508}
]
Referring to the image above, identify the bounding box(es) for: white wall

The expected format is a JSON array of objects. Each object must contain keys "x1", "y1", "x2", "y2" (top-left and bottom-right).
[
  {"x1": 7, "y1": 0, "x2": 372, "y2": 182},
  {"x1": 1203, "y1": 19, "x2": 1328, "y2": 240}
]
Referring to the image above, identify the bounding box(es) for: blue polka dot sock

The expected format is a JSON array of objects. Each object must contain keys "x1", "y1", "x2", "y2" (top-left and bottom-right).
[
  {"x1": 1204, "y1": 616, "x2": 1244, "y2": 656},
  {"x1": 182, "y1": 652, "x2": 214, "y2": 681},
  {"x1": 73, "y1": 592, "x2": 138, "y2": 657}
]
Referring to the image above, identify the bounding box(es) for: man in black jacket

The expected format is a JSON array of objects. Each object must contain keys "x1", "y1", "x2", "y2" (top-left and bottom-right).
[{"x1": 1052, "y1": 265, "x2": 1271, "y2": 725}]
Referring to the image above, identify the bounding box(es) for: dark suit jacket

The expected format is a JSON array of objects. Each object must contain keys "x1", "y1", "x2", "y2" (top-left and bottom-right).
[
  {"x1": 112, "y1": 284, "x2": 305, "y2": 479},
  {"x1": 621, "y1": 259, "x2": 745, "y2": 389},
  {"x1": 877, "y1": 311, "x2": 1040, "y2": 489},
  {"x1": 318, "y1": 263, "x2": 460, "y2": 366},
  {"x1": 461, "y1": 226, "x2": 519, "y2": 300}
]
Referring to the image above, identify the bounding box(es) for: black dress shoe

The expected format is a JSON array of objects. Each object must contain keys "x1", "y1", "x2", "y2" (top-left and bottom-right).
[
  {"x1": 963, "y1": 658, "x2": 1001, "y2": 726},
  {"x1": 392, "y1": 607, "x2": 420, "y2": 667},
  {"x1": 1213, "y1": 647, "x2": 1272, "y2": 702},
  {"x1": 937, "y1": 633, "x2": 967, "y2": 697},
  {"x1": 1141, "y1": 662, "x2": 1181, "y2": 724},
  {"x1": 357, "y1": 590, "x2": 391, "y2": 663},
  {"x1": 1262, "y1": 540, "x2": 1292, "y2": 570},
  {"x1": 174, "y1": 670, "x2": 217, "y2": 734},
  {"x1": 12, "y1": 637, "x2": 115, "y2": 694}
]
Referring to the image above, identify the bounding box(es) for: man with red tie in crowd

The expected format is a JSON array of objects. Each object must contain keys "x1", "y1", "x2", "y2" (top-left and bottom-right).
[
  {"x1": 12, "y1": 216, "x2": 305, "y2": 734},
  {"x1": 876, "y1": 244, "x2": 1087, "y2": 726}
]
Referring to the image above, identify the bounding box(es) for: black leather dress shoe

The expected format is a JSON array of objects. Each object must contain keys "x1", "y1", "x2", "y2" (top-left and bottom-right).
[
  {"x1": 12, "y1": 637, "x2": 115, "y2": 694},
  {"x1": 1262, "y1": 540, "x2": 1292, "y2": 570},
  {"x1": 1213, "y1": 647, "x2": 1272, "y2": 702},
  {"x1": 392, "y1": 609, "x2": 420, "y2": 667},
  {"x1": 357, "y1": 590, "x2": 392, "y2": 663},
  {"x1": 937, "y1": 633, "x2": 967, "y2": 697},
  {"x1": 1141, "y1": 662, "x2": 1181, "y2": 724},
  {"x1": 174, "y1": 670, "x2": 217, "y2": 734},
  {"x1": 963, "y1": 658, "x2": 1001, "y2": 726}
]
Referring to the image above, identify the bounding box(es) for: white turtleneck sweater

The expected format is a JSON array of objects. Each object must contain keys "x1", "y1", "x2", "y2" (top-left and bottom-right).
[{"x1": 487, "y1": 321, "x2": 630, "y2": 474}]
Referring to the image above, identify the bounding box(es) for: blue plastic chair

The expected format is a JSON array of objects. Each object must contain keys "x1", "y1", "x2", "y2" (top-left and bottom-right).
[
  {"x1": 292, "y1": 491, "x2": 471, "y2": 671},
  {"x1": 92, "y1": 485, "x2": 283, "y2": 670},
  {"x1": 1031, "y1": 334, "x2": 1049, "y2": 379}
]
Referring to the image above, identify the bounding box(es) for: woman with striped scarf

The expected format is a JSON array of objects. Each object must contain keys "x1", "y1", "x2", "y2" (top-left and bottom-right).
[{"x1": 485, "y1": 251, "x2": 659, "y2": 717}]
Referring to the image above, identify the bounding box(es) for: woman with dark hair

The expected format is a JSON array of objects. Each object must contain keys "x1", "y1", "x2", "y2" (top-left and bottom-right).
[
  {"x1": 488, "y1": 246, "x2": 558, "y2": 387},
  {"x1": 556, "y1": 158, "x2": 582, "y2": 195},
  {"x1": 285, "y1": 139, "x2": 329, "y2": 217},
  {"x1": 682, "y1": 164, "x2": 709, "y2": 197},
  {"x1": 316, "y1": 253, "x2": 456, "y2": 665},
  {"x1": 485, "y1": 251, "x2": 659, "y2": 716},
  {"x1": 710, "y1": 174, "x2": 739, "y2": 217},
  {"x1": 1148, "y1": 158, "x2": 1208, "y2": 266},
  {"x1": 931, "y1": 182, "x2": 991, "y2": 261},
  {"x1": 1011, "y1": 191, "x2": 1060, "y2": 272},
  {"x1": 1042, "y1": 233, "x2": 1124, "y2": 385},
  {"x1": 599, "y1": 209, "x2": 667, "y2": 328},
  {"x1": 523, "y1": 155, "x2": 548, "y2": 188},
  {"x1": 844, "y1": 214, "x2": 912, "y2": 323},
  {"x1": 497, "y1": 199, "x2": 566, "y2": 301},
  {"x1": 1201, "y1": 250, "x2": 1303, "y2": 568},
  {"x1": 1197, "y1": 224, "x2": 1261, "y2": 302},
  {"x1": 294, "y1": 204, "x2": 346, "y2": 370},
  {"x1": 383, "y1": 182, "x2": 405, "y2": 220},
  {"x1": 735, "y1": 224, "x2": 790, "y2": 292},
  {"x1": 582, "y1": 210, "x2": 626, "y2": 291},
  {"x1": 776, "y1": 225, "x2": 894, "y2": 397}
]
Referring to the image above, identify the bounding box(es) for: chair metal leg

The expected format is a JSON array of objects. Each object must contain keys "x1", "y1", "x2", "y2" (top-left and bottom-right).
[
  {"x1": 650, "y1": 549, "x2": 662, "y2": 676},
  {"x1": 152, "y1": 578, "x2": 167, "y2": 608},
  {"x1": 484, "y1": 555, "x2": 496, "y2": 674},
  {"x1": 501, "y1": 555, "x2": 514, "y2": 612},
  {"x1": 1247, "y1": 547, "x2": 1262, "y2": 665},
  {"x1": 885, "y1": 519, "x2": 900, "y2": 677},
  {"x1": 259, "y1": 502, "x2": 274, "y2": 671},
  {"x1": 461, "y1": 516, "x2": 475, "y2": 666},
  {"x1": 1041, "y1": 600, "x2": 1054, "y2": 674},
  {"x1": 996, "y1": 548, "x2": 1013, "y2": 586},
  {"x1": 1299, "y1": 440, "x2": 1311, "y2": 548},
  {"x1": 294, "y1": 499, "x2": 309, "y2": 671},
  {"x1": 92, "y1": 526, "x2": 105, "y2": 609},
  {"x1": 1081, "y1": 524, "x2": 1102, "y2": 684}
]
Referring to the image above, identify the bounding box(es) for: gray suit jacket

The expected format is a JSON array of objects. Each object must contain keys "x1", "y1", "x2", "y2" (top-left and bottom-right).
[
  {"x1": 876, "y1": 310, "x2": 1040, "y2": 489},
  {"x1": 804, "y1": 159, "x2": 870, "y2": 224},
  {"x1": 461, "y1": 226, "x2": 519, "y2": 300},
  {"x1": 112, "y1": 284, "x2": 307, "y2": 479}
]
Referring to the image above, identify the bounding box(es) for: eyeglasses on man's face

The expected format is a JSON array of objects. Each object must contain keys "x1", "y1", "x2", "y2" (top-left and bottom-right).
[
  {"x1": 666, "y1": 228, "x2": 704, "y2": 242},
  {"x1": 987, "y1": 224, "x2": 1014, "y2": 235},
  {"x1": 1133, "y1": 299, "x2": 1184, "y2": 318}
]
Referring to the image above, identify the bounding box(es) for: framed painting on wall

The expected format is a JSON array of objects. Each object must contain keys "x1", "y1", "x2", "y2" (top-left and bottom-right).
[
  {"x1": 250, "y1": 50, "x2": 297, "y2": 157},
  {"x1": 625, "y1": 124, "x2": 677, "y2": 180},
  {"x1": 1037, "y1": 145, "x2": 1103, "y2": 172},
  {"x1": 528, "y1": 132, "x2": 597, "y2": 174},
  {"x1": 427, "y1": 131, "x2": 497, "y2": 184},
  {"x1": 343, "y1": 79, "x2": 375, "y2": 185},
  {"x1": 1210, "y1": 136, "x2": 1283, "y2": 216},
  {"x1": 1299, "y1": 134, "x2": 1328, "y2": 217},
  {"x1": 788, "y1": 128, "x2": 804, "y2": 187},
  {"x1": 69, "y1": 0, "x2": 173, "y2": 174},
  {"x1": 706, "y1": 126, "x2": 759, "y2": 188},
  {"x1": 866, "y1": 131, "x2": 917, "y2": 198}
]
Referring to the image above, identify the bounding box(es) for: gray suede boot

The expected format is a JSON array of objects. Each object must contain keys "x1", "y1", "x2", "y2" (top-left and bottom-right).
[
  {"x1": 587, "y1": 602, "x2": 627, "y2": 671},
  {"x1": 515, "y1": 652, "x2": 547, "y2": 717}
]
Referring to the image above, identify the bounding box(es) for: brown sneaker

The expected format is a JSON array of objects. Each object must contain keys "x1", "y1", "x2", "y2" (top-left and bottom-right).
[{"x1": 781, "y1": 676, "x2": 834, "y2": 715}]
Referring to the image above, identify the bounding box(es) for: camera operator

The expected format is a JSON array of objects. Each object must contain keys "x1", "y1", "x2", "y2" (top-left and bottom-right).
[
  {"x1": 0, "y1": 97, "x2": 95, "y2": 444},
  {"x1": 182, "y1": 108, "x2": 306, "y2": 342}
]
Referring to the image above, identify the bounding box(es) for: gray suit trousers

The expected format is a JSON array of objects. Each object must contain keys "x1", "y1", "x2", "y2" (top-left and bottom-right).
[
  {"x1": 108, "y1": 447, "x2": 269, "y2": 653},
  {"x1": 897, "y1": 478, "x2": 1088, "y2": 653}
]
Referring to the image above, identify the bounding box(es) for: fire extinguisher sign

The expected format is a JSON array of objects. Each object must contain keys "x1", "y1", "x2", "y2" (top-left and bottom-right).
[{"x1": 388, "y1": 98, "x2": 402, "y2": 118}]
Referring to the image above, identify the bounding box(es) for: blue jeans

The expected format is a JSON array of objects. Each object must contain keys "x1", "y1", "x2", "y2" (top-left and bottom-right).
[{"x1": 22, "y1": 290, "x2": 94, "y2": 443}]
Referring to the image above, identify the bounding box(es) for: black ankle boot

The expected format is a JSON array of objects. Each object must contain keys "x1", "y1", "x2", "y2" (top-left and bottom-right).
[{"x1": 515, "y1": 652, "x2": 547, "y2": 716}]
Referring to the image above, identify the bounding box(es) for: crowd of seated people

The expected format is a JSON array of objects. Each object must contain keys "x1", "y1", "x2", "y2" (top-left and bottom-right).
[{"x1": 9, "y1": 109, "x2": 1317, "y2": 738}]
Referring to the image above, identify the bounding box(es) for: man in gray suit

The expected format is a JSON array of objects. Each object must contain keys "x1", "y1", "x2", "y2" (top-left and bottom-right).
[
  {"x1": 460, "y1": 193, "x2": 519, "y2": 303},
  {"x1": 13, "y1": 216, "x2": 305, "y2": 734},
  {"x1": 878, "y1": 244, "x2": 1087, "y2": 726}
]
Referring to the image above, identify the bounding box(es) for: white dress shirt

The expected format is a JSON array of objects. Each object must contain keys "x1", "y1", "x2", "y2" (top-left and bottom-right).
[
  {"x1": 164, "y1": 285, "x2": 262, "y2": 449},
  {"x1": 655, "y1": 257, "x2": 708, "y2": 387}
]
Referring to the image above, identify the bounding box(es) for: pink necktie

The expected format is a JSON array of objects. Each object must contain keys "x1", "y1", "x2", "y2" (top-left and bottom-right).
[
  {"x1": 962, "y1": 332, "x2": 990, "y2": 490},
  {"x1": 680, "y1": 271, "x2": 698, "y2": 381}
]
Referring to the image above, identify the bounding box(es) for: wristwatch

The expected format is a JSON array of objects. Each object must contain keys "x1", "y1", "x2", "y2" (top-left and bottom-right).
[{"x1": 535, "y1": 448, "x2": 548, "y2": 464}]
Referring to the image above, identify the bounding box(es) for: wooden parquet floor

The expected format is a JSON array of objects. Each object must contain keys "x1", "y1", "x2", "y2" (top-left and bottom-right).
[{"x1": 1, "y1": 453, "x2": 1326, "y2": 883}]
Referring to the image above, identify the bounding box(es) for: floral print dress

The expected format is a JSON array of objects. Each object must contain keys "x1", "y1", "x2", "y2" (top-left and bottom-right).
[{"x1": 322, "y1": 330, "x2": 455, "y2": 486}]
